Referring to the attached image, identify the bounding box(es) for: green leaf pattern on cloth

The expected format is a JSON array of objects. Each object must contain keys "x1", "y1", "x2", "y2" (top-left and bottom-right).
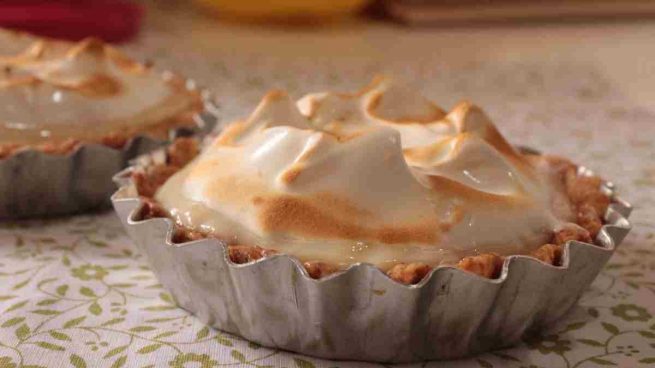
[{"x1": 0, "y1": 179, "x2": 652, "y2": 368}]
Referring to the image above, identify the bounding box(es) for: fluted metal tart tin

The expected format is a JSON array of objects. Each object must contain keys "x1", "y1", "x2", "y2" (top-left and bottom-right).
[
  {"x1": 111, "y1": 149, "x2": 632, "y2": 363},
  {"x1": 0, "y1": 84, "x2": 218, "y2": 220}
]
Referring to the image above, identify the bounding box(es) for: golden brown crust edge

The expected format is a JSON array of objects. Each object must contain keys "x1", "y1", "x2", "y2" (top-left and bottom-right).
[{"x1": 131, "y1": 139, "x2": 611, "y2": 285}]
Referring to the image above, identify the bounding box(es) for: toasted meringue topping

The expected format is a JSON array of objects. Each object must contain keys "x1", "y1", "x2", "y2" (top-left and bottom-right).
[
  {"x1": 0, "y1": 34, "x2": 200, "y2": 145},
  {"x1": 298, "y1": 78, "x2": 455, "y2": 148},
  {"x1": 156, "y1": 80, "x2": 575, "y2": 270}
]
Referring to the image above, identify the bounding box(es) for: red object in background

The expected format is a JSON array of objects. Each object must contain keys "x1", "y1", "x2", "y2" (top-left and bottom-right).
[{"x1": 0, "y1": 0, "x2": 143, "y2": 43}]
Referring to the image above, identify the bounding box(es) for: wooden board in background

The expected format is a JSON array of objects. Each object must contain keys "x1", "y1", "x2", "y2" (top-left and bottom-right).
[{"x1": 384, "y1": 0, "x2": 655, "y2": 25}]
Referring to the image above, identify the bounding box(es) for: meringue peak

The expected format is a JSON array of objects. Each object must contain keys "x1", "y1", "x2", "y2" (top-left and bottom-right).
[
  {"x1": 365, "y1": 78, "x2": 446, "y2": 124},
  {"x1": 66, "y1": 38, "x2": 105, "y2": 59},
  {"x1": 216, "y1": 90, "x2": 314, "y2": 146}
]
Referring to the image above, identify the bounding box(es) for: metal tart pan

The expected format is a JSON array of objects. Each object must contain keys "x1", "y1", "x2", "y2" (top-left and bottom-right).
[{"x1": 111, "y1": 149, "x2": 632, "y2": 363}]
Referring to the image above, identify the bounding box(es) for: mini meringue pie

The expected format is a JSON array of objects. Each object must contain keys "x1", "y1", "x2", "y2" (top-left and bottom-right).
[
  {"x1": 0, "y1": 31, "x2": 203, "y2": 158},
  {"x1": 131, "y1": 78, "x2": 610, "y2": 284},
  {"x1": 0, "y1": 30, "x2": 210, "y2": 219}
]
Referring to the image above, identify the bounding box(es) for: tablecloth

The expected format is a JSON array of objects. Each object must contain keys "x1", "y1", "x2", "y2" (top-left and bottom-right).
[{"x1": 1, "y1": 3, "x2": 654, "y2": 367}]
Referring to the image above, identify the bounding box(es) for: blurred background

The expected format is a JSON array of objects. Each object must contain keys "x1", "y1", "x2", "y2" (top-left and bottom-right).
[{"x1": 2, "y1": 0, "x2": 654, "y2": 161}]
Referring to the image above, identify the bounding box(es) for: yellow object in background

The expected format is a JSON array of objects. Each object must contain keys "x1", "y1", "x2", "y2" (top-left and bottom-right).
[{"x1": 195, "y1": 0, "x2": 371, "y2": 23}]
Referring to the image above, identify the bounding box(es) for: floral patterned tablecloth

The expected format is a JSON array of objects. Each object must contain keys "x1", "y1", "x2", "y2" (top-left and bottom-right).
[{"x1": 1, "y1": 3, "x2": 655, "y2": 368}]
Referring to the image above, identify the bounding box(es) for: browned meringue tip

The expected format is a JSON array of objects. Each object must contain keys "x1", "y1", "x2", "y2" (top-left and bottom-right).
[{"x1": 66, "y1": 37, "x2": 106, "y2": 58}]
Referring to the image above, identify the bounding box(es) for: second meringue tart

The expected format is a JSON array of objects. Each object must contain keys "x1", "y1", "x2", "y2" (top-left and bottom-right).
[
  {"x1": 0, "y1": 31, "x2": 211, "y2": 218},
  {"x1": 0, "y1": 33, "x2": 203, "y2": 157}
]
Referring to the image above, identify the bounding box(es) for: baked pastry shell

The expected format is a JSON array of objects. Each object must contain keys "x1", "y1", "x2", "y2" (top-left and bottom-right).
[
  {"x1": 111, "y1": 147, "x2": 632, "y2": 363},
  {"x1": 0, "y1": 81, "x2": 218, "y2": 219}
]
